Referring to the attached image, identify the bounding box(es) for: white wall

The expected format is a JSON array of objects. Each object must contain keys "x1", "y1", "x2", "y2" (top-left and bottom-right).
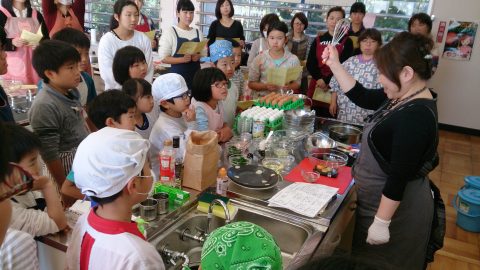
[{"x1": 429, "y1": 0, "x2": 480, "y2": 130}]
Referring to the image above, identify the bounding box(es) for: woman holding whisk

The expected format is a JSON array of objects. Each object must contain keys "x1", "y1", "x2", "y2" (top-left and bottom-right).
[
  {"x1": 322, "y1": 31, "x2": 442, "y2": 269},
  {"x1": 306, "y1": 6, "x2": 353, "y2": 117}
]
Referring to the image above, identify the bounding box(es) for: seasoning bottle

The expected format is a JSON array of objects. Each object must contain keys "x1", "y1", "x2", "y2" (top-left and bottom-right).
[
  {"x1": 216, "y1": 167, "x2": 228, "y2": 196},
  {"x1": 159, "y1": 139, "x2": 174, "y2": 185},
  {"x1": 172, "y1": 136, "x2": 183, "y2": 188},
  {"x1": 252, "y1": 115, "x2": 265, "y2": 139}
]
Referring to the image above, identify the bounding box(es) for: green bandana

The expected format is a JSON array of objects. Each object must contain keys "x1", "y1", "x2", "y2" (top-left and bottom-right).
[{"x1": 200, "y1": 221, "x2": 283, "y2": 269}]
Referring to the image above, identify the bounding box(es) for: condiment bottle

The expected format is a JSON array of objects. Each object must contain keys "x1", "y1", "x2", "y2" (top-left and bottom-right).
[
  {"x1": 159, "y1": 139, "x2": 175, "y2": 185},
  {"x1": 216, "y1": 167, "x2": 228, "y2": 196}
]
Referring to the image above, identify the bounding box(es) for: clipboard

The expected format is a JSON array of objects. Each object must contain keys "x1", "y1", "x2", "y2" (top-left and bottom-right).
[{"x1": 177, "y1": 40, "x2": 208, "y2": 55}]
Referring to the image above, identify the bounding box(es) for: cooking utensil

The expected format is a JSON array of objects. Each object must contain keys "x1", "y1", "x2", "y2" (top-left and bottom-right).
[
  {"x1": 328, "y1": 124, "x2": 362, "y2": 145},
  {"x1": 309, "y1": 149, "x2": 348, "y2": 169},
  {"x1": 301, "y1": 170, "x2": 320, "y2": 183},
  {"x1": 305, "y1": 132, "x2": 337, "y2": 153},
  {"x1": 227, "y1": 165, "x2": 279, "y2": 190},
  {"x1": 320, "y1": 18, "x2": 350, "y2": 46}
]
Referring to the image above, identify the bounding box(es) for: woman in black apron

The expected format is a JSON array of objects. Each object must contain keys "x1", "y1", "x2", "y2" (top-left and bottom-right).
[
  {"x1": 322, "y1": 32, "x2": 441, "y2": 270},
  {"x1": 158, "y1": 0, "x2": 201, "y2": 90}
]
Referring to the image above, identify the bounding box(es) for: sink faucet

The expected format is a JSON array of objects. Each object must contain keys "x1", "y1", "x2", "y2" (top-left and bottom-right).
[{"x1": 206, "y1": 199, "x2": 231, "y2": 234}]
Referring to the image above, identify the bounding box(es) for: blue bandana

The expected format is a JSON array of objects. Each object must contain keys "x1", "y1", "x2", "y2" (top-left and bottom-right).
[{"x1": 201, "y1": 40, "x2": 233, "y2": 63}]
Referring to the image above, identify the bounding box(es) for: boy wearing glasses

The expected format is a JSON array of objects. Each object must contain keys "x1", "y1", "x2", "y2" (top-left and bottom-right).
[
  {"x1": 29, "y1": 40, "x2": 89, "y2": 190},
  {"x1": 5, "y1": 124, "x2": 67, "y2": 237},
  {"x1": 0, "y1": 123, "x2": 39, "y2": 269},
  {"x1": 66, "y1": 127, "x2": 164, "y2": 269},
  {"x1": 149, "y1": 73, "x2": 196, "y2": 180}
]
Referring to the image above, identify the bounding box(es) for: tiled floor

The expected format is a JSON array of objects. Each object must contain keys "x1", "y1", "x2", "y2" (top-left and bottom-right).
[{"x1": 427, "y1": 130, "x2": 480, "y2": 270}]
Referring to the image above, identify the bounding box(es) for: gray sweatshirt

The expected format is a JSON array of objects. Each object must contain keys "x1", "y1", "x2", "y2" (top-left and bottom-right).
[{"x1": 28, "y1": 84, "x2": 89, "y2": 162}]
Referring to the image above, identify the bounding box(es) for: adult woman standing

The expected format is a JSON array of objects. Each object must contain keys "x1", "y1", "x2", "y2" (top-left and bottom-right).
[
  {"x1": 329, "y1": 28, "x2": 383, "y2": 123},
  {"x1": 158, "y1": 0, "x2": 203, "y2": 90},
  {"x1": 322, "y1": 32, "x2": 440, "y2": 269},
  {"x1": 42, "y1": 0, "x2": 84, "y2": 37},
  {"x1": 0, "y1": 0, "x2": 49, "y2": 84},
  {"x1": 306, "y1": 6, "x2": 353, "y2": 117},
  {"x1": 207, "y1": 0, "x2": 245, "y2": 48},
  {"x1": 98, "y1": 0, "x2": 153, "y2": 90},
  {"x1": 287, "y1": 12, "x2": 310, "y2": 94}
]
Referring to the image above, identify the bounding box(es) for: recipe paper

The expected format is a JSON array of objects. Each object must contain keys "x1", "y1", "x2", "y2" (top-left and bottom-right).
[
  {"x1": 266, "y1": 66, "x2": 302, "y2": 86},
  {"x1": 20, "y1": 26, "x2": 43, "y2": 46},
  {"x1": 177, "y1": 40, "x2": 208, "y2": 55},
  {"x1": 268, "y1": 182, "x2": 338, "y2": 218}
]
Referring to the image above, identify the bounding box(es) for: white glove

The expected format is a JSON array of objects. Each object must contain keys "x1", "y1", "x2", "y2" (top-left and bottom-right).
[{"x1": 366, "y1": 216, "x2": 391, "y2": 245}]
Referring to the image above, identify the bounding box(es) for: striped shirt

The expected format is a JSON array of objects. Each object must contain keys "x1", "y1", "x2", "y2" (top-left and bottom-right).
[
  {"x1": 0, "y1": 229, "x2": 39, "y2": 270},
  {"x1": 248, "y1": 49, "x2": 301, "y2": 99}
]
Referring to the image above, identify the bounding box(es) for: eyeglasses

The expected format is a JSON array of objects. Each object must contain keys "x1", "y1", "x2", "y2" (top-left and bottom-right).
[
  {"x1": 136, "y1": 169, "x2": 154, "y2": 195},
  {"x1": 0, "y1": 163, "x2": 34, "y2": 202},
  {"x1": 211, "y1": 82, "x2": 228, "y2": 89},
  {"x1": 360, "y1": 39, "x2": 378, "y2": 44},
  {"x1": 169, "y1": 91, "x2": 191, "y2": 102}
]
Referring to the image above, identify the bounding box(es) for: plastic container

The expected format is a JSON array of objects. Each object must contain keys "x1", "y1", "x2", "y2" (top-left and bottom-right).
[
  {"x1": 464, "y1": 176, "x2": 480, "y2": 190},
  {"x1": 453, "y1": 187, "x2": 480, "y2": 232},
  {"x1": 216, "y1": 167, "x2": 228, "y2": 196}
]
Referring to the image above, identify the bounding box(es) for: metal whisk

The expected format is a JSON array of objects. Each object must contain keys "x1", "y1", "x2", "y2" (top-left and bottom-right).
[{"x1": 321, "y1": 18, "x2": 351, "y2": 45}]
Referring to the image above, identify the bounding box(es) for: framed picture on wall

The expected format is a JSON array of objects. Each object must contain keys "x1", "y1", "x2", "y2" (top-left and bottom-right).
[{"x1": 443, "y1": 21, "x2": 478, "y2": 61}]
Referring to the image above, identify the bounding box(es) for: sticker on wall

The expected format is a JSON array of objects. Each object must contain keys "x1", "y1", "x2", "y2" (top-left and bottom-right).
[{"x1": 442, "y1": 20, "x2": 478, "y2": 61}]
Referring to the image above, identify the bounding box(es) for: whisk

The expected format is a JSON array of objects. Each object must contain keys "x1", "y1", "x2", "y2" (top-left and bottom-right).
[{"x1": 321, "y1": 18, "x2": 351, "y2": 45}]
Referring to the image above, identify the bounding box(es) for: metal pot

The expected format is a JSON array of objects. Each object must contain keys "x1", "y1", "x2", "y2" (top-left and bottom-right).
[{"x1": 328, "y1": 124, "x2": 362, "y2": 145}]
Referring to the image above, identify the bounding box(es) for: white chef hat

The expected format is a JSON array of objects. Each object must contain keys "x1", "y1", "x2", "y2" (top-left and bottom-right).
[
  {"x1": 152, "y1": 73, "x2": 189, "y2": 104},
  {"x1": 72, "y1": 127, "x2": 151, "y2": 198}
]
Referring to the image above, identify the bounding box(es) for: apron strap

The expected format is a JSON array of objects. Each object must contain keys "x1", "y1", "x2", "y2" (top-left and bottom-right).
[{"x1": 0, "y1": 6, "x2": 12, "y2": 18}]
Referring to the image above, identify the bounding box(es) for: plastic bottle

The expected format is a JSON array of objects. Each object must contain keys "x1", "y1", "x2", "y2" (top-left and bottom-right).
[
  {"x1": 216, "y1": 167, "x2": 228, "y2": 196},
  {"x1": 172, "y1": 136, "x2": 183, "y2": 188},
  {"x1": 159, "y1": 139, "x2": 175, "y2": 185}
]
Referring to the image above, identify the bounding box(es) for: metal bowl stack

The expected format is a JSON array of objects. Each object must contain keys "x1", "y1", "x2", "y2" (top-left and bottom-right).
[{"x1": 284, "y1": 109, "x2": 316, "y2": 133}]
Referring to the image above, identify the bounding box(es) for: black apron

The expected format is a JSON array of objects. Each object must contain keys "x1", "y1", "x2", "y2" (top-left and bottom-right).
[
  {"x1": 351, "y1": 103, "x2": 434, "y2": 270},
  {"x1": 170, "y1": 27, "x2": 201, "y2": 90}
]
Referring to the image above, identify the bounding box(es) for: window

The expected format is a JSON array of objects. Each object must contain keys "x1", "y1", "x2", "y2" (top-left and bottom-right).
[
  {"x1": 197, "y1": 0, "x2": 432, "y2": 42},
  {"x1": 362, "y1": 0, "x2": 432, "y2": 41},
  {"x1": 197, "y1": 0, "x2": 352, "y2": 42},
  {"x1": 30, "y1": 0, "x2": 161, "y2": 35},
  {"x1": 84, "y1": 0, "x2": 161, "y2": 35}
]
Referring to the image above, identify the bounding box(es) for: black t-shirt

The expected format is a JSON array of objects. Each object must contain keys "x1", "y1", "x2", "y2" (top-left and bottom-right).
[
  {"x1": 306, "y1": 32, "x2": 354, "y2": 84},
  {"x1": 346, "y1": 82, "x2": 438, "y2": 201},
  {"x1": 207, "y1": 20, "x2": 245, "y2": 42},
  {"x1": 0, "y1": 85, "x2": 14, "y2": 123}
]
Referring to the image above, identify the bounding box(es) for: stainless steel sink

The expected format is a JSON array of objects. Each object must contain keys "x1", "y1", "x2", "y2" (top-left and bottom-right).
[{"x1": 149, "y1": 201, "x2": 325, "y2": 269}]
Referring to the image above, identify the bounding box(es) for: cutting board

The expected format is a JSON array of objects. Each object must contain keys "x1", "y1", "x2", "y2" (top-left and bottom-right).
[{"x1": 284, "y1": 158, "x2": 353, "y2": 195}]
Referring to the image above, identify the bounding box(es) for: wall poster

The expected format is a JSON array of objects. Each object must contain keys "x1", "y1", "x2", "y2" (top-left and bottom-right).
[{"x1": 443, "y1": 21, "x2": 478, "y2": 61}]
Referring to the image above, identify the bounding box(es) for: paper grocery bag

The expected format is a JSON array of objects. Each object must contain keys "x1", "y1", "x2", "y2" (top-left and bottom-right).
[{"x1": 182, "y1": 130, "x2": 219, "y2": 191}]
